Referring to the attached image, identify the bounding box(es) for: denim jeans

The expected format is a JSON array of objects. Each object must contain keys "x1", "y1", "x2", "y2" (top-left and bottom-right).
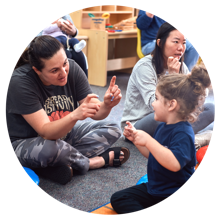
[{"x1": 141, "y1": 39, "x2": 199, "y2": 71}]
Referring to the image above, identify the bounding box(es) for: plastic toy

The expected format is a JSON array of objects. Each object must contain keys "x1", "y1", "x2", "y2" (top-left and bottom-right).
[
  {"x1": 196, "y1": 145, "x2": 208, "y2": 164},
  {"x1": 88, "y1": 13, "x2": 95, "y2": 18},
  {"x1": 102, "y1": 13, "x2": 110, "y2": 19},
  {"x1": 136, "y1": 174, "x2": 148, "y2": 185},
  {"x1": 23, "y1": 167, "x2": 40, "y2": 185}
]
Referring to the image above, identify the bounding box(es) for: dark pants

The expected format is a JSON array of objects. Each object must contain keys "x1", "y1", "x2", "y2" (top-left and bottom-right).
[
  {"x1": 56, "y1": 36, "x2": 88, "y2": 77},
  {"x1": 110, "y1": 183, "x2": 167, "y2": 214}
]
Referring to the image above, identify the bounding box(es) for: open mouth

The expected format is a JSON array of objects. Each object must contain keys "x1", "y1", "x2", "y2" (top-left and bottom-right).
[
  {"x1": 59, "y1": 76, "x2": 66, "y2": 82},
  {"x1": 174, "y1": 54, "x2": 182, "y2": 59}
]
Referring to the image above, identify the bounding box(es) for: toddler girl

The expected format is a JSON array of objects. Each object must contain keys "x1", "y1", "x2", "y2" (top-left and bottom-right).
[{"x1": 110, "y1": 64, "x2": 211, "y2": 213}]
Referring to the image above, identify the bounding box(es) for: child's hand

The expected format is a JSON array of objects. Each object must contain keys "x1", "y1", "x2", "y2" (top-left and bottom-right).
[
  {"x1": 125, "y1": 122, "x2": 149, "y2": 147},
  {"x1": 132, "y1": 130, "x2": 149, "y2": 147},
  {"x1": 123, "y1": 121, "x2": 135, "y2": 142}
]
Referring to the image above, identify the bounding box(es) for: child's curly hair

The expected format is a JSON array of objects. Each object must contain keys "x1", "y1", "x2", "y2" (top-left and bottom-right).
[{"x1": 156, "y1": 64, "x2": 211, "y2": 122}]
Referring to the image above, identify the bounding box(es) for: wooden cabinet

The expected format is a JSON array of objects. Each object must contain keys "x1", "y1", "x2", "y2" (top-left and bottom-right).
[
  {"x1": 70, "y1": 5, "x2": 134, "y2": 29},
  {"x1": 69, "y1": 6, "x2": 138, "y2": 87}
]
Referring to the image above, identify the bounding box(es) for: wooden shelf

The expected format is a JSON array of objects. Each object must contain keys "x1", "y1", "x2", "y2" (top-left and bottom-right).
[
  {"x1": 69, "y1": 6, "x2": 137, "y2": 87},
  {"x1": 82, "y1": 6, "x2": 101, "y2": 11},
  {"x1": 70, "y1": 6, "x2": 135, "y2": 29},
  {"x1": 102, "y1": 5, "x2": 116, "y2": 11},
  {"x1": 82, "y1": 5, "x2": 133, "y2": 12},
  {"x1": 82, "y1": 11, "x2": 133, "y2": 14}
]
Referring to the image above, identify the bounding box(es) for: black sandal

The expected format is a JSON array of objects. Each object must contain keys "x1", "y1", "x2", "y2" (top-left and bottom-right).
[{"x1": 99, "y1": 147, "x2": 130, "y2": 168}]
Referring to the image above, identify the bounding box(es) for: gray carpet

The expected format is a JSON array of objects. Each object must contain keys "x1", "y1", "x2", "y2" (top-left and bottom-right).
[{"x1": 37, "y1": 71, "x2": 215, "y2": 212}]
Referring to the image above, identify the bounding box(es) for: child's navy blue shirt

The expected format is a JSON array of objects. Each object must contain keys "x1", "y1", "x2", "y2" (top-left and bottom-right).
[{"x1": 146, "y1": 121, "x2": 196, "y2": 197}]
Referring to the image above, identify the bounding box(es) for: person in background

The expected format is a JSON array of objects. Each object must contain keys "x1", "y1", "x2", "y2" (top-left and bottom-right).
[
  {"x1": 37, "y1": 14, "x2": 77, "y2": 37},
  {"x1": 42, "y1": 18, "x2": 86, "y2": 54},
  {"x1": 136, "y1": 10, "x2": 199, "y2": 71},
  {"x1": 38, "y1": 14, "x2": 88, "y2": 77},
  {"x1": 42, "y1": 18, "x2": 87, "y2": 76},
  {"x1": 121, "y1": 22, "x2": 214, "y2": 137}
]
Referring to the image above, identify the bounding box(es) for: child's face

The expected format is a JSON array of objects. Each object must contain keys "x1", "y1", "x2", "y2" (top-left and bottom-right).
[{"x1": 152, "y1": 89, "x2": 169, "y2": 122}]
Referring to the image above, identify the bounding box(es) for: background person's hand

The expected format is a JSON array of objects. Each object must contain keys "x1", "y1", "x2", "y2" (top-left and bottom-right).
[
  {"x1": 146, "y1": 12, "x2": 154, "y2": 18},
  {"x1": 52, "y1": 18, "x2": 64, "y2": 28},
  {"x1": 52, "y1": 18, "x2": 60, "y2": 24},
  {"x1": 74, "y1": 94, "x2": 100, "y2": 120},
  {"x1": 57, "y1": 18, "x2": 77, "y2": 36},
  {"x1": 167, "y1": 56, "x2": 181, "y2": 74}
]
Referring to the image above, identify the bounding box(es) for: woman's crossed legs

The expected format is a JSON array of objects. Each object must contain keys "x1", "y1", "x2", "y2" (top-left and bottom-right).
[{"x1": 13, "y1": 121, "x2": 123, "y2": 175}]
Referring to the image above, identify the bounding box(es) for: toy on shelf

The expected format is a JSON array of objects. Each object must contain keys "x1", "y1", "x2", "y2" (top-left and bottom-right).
[
  {"x1": 102, "y1": 13, "x2": 110, "y2": 19},
  {"x1": 113, "y1": 16, "x2": 137, "y2": 31},
  {"x1": 88, "y1": 13, "x2": 95, "y2": 18},
  {"x1": 106, "y1": 23, "x2": 113, "y2": 28}
]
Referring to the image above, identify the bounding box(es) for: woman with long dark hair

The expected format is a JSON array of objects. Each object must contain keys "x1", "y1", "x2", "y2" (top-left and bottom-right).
[
  {"x1": 7, "y1": 35, "x2": 130, "y2": 185},
  {"x1": 121, "y1": 22, "x2": 214, "y2": 136}
]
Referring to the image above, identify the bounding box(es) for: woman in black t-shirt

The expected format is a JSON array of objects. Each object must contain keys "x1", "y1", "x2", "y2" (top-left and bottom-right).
[{"x1": 6, "y1": 36, "x2": 130, "y2": 185}]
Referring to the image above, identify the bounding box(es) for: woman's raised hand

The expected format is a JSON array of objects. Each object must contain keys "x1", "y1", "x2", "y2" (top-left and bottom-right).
[
  {"x1": 167, "y1": 56, "x2": 181, "y2": 74},
  {"x1": 74, "y1": 94, "x2": 100, "y2": 120},
  {"x1": 104, "y1": 76, "x2": 122, "y2": 108}
]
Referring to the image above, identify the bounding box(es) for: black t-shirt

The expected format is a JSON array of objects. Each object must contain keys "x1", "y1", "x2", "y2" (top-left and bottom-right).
[{"x1": 6, "y1": 59, "x2": 92, "y2": 143}]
